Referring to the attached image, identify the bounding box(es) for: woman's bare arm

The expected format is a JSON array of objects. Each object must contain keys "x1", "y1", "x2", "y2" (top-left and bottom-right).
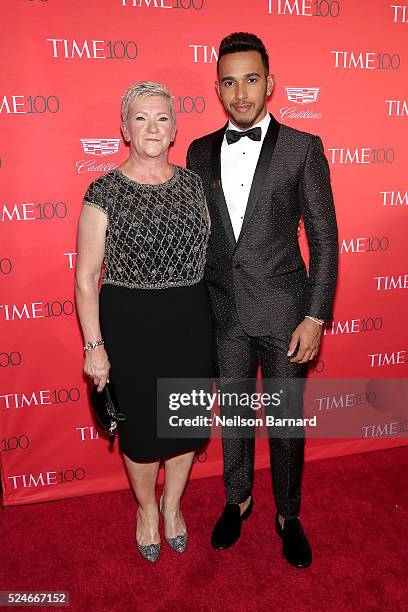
[{"x1": 75, "y1": 204, "x2": 110, "y2": 391}]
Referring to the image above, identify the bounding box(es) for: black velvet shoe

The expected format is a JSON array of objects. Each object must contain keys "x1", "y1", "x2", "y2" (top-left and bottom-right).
[
  {"x1": 211, "y1": 496, "x2": 254, "y2": 550},
  {"x1": 275, "y1": 512, "x2": 312, "y2": 568}
]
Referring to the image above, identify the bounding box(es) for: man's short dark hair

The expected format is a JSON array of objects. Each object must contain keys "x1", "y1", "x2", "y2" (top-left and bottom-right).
[{"x1": 217, "y1": 32, "x2": 269, "y2": 74}]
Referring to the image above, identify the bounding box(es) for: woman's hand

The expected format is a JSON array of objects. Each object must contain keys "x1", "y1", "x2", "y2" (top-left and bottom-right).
[{"x1": 84, "y1": 346, "x2": 111, "y2": 391}]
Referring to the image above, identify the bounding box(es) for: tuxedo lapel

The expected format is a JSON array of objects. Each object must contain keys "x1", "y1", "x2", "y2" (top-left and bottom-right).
[
  {"x1": 236, "y1": 114, "x2": 280, "y2": 246},
  {"x1": 210, "y1": 125, "x2": 237, "y2": 249}
]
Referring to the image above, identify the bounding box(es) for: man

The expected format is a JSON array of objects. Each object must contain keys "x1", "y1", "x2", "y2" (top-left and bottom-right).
[{"x1": 187, "y1": 32, "x2": 338, "y2": 568}]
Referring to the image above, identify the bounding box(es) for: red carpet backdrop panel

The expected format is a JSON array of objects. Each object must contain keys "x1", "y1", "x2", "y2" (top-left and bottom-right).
[{"x1": 1, "y1": 0, "x2": 407, "y2": 505}]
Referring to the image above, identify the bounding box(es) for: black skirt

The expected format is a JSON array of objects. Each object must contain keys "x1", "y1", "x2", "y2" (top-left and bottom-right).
[{"x1": 99, "y1": 280, "x2": 213, "y2": 462}]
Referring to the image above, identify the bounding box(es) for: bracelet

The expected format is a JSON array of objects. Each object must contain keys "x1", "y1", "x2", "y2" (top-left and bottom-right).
[
  {"x1": 305, "y1": 316, "x2": 324, "y2": 326},
  {"x1": 84, "y1": 340, "x2": 104, "y2": 351}
]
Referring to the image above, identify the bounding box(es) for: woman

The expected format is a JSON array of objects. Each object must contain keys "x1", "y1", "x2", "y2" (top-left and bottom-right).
[{"x1": 75, "y1": 81, "x2": 212, "y2": 562}]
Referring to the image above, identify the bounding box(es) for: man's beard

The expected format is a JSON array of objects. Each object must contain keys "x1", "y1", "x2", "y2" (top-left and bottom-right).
[{"x1": 228, "y1": 102, "x2": 266, "y2": 129}]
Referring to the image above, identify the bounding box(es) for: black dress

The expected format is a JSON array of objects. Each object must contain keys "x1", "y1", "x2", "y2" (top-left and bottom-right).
[{"x1": 83, "y1": 166, "x2": 213, "y2": 461}]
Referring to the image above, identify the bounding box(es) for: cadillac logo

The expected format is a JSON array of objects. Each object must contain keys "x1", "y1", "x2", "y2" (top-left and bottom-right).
[
  {"x1": 285, "y1": 87, "x2": 320, "y2": 104},
  {"x1": 80, "y1": 138, "x2": 121, "y2": 156}
]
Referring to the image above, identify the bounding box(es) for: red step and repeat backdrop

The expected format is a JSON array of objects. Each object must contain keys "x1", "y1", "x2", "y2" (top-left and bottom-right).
[{"x1": 1, "y1": 0, "x2": 407, "y2": 505}]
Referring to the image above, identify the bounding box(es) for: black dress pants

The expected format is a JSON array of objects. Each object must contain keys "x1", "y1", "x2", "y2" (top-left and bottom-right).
[{"x1": 215, "y1": 314, "x2": 307, "y2": 519}]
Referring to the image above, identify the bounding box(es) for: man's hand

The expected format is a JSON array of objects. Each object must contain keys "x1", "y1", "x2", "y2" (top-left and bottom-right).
[{"x1": 287, "y1": 318, "x2": 323, "y2": 364}]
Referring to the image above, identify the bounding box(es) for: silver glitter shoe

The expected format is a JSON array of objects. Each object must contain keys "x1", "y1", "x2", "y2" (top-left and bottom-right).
[
  {"x1": 159, "y1": 494, "x2": 188, "y2": 553},
  {"x1": 136, "y1": 542, "x2": 161, "y2": 563},
  {"x1": 165, "y1": 532, "x2": 188, "y2": 553}
]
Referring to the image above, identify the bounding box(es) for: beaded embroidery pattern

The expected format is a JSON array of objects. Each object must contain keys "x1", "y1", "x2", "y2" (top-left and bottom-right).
[{"x1": 83, "y1": 166, "x2": 210, "y2": 290}]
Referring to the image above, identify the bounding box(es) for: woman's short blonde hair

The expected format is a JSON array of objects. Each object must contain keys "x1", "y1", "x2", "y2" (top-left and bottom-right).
[{"x1": 121, "y1": 81, "x2": 176, "y2": 124}]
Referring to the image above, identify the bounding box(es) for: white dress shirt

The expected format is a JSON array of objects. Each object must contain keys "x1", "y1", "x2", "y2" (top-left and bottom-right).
[{"x1": 221, "y1": 113, "x2": 271, "y2": 241}]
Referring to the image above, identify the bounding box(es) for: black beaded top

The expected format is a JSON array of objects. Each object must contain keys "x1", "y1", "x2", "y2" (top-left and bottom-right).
[{"x1": 83, "y1": 166, "x2": 209, "y2": 289}]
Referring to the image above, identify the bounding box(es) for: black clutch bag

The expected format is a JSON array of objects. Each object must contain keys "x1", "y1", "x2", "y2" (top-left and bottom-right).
[{"x1": 90, "y1": 381, "x2": 127, "y2": 443}]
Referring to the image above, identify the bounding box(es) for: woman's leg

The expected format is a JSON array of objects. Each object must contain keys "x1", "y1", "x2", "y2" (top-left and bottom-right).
[
  {"x1": 123, "y1": 454, "x2": 161, "y2": 545},
  {"x1": 162, "y1": 451, "x2": 195, "y2": 537}
]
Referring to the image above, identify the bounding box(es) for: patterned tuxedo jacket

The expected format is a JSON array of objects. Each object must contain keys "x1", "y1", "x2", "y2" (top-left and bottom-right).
[{"x1": 187, "y1": 113, "x2": 338, "y2": 336}]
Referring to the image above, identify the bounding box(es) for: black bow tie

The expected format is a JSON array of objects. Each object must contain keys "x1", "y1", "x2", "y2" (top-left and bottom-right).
[{"x1": 225, "y1": 126, "x2": 262, "y2": 145}]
